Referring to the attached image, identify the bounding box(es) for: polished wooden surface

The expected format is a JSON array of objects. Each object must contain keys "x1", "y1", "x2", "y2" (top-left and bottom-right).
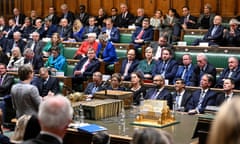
[{"x1": 64, "y1": 110, "x2": 199, "y2": 144}]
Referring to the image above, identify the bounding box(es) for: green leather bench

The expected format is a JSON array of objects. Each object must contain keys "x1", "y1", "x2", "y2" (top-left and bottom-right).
[
  {"x1": 183, "y1": 35, "x2": 204, "y2": 45},
  {"x1": 120, "y1": 33, "x2": 132, "y2": 43}
]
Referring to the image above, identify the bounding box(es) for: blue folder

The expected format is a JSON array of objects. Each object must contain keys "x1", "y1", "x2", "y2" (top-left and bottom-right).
[{"x1": 77, "y1": 124, "x2": 107, "y2": 133}]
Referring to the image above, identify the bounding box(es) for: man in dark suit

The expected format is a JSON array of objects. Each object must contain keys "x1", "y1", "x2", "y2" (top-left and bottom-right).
[
  {"x1": 43, "y1": 18, "x2": 58, "y2": 38},
  {"x1": 60, "y1": 3, "x2": 75, "y2": 26},
  {"x1": 0, "y1": 31, "x2": 8, "y2": 54},
  {"x1": 110, "y1": 7, "x2": 119, "y2": 26},
  {"x1": 84, "y1": 71, "x2": 105, "y2": 95},
  {"x1": 215, "y1": 56, "x2": 240, "y2": 89},
  {"x1": 174, "y1": 54, "x2": 194, "y2": 86},
  {"x1": 2, "y1": 18, "x2": 19, "y2": 39},
  {"x1": 23, "y1": 48, "x2": 43, "y2": 74},
  {"x1": 31, "y1": 67, "x2": 59, "y2": 97},
  {"x1": 6, "y1": 31, "x2": 26, "y2": 56},
  {"x1": 76, "y1": 5, "x2": 89, "y2": 26},
  {"x1": 134, "y1": 8, "x2": 146, "y2": 27},
  {"x1": 173, "y1": 78, "x2": 192, "y2": 111},
  {"x1": 101, "y1": 18, "x2": 120, "y2": 43},
  {"x1": 145, "y1": 75, "x2": 172, "y2": 109},
  {"x1": 190, "y1": 53, "x2": 216, "y2": 87},
  {"x1": 21, "y1": 95, "x2": 73, "y2": 144},
  {"x1": 13, "y1": 8, "x2": 26, "y2": 26},
  {"x1": 193, "y1": 15, "x2": 224, "y2": 46},
  {"x1": 152, "y1": 48, "x2": 178, "y2": 84},
  {"x1": 216, "y1": 78, "x2": 238, "y2": 106},
  {"x1": 19, "y1": 17, "x2": 35, "y2": 39},
  {"x1": 120, "y1": 49, "x2": 139, "y2": 81},
  {"x1": 57, "y1": 18, "x2": 72, "y2": 41},
  {"x1": 25, "y1": 32, "x2": 45, "y2": 56},
  {"x1": 223, "y1": 18, "x2": 240, "y2": 47},
  {"x1": 186, "y1": 74, "x2": 217, "y2": 114},
  {"x1": 116, "y1": 3, "x2": 135, "y2": 28},
  {"x1": 82, "y1": 17, "x2": 100, "y2": 38},
  {"x1": 180, "y1": 6, "x2": 197, "y2": 30},
  {"x1": 150, "y1": 35, "x2": 173, "y2": 60},
  {"x1": 132, "y1": 18, "x2": 153, "y2": 50},
  {"x1": 45, "y1": 7, "x2": 59, "y2": 25},
  {"x1": 72, "y1": 48, "x2": 100, "y2": 91}
]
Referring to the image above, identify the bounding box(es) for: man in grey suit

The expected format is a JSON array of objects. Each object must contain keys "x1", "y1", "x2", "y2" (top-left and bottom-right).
[{"x1": 24, "y1": 32, "x2": 45, "y2": 56}]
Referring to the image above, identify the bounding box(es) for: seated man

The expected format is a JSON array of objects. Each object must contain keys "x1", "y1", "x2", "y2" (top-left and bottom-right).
[
  {"x1": 82, "y1": 17, "x2": 100, "y2": 38},
  {"x1": 174, "y1": 54, "x2": 194, "y2": 86},
  {"x1": 72, "y1": 48, "x2": 100, "y2": 91},
  {"x1": 120, "y1": 49, "x2": 139, "y2": 81},
  {"x1": 131, "y1": 18, "x2": 153, "y2": 51},
  {"x1": 180, "y1": 6, "x2": 197, "y2": 30},
  {"x1": 192, "y1": 15, "x2": 224, "y2": 46},
  {"x1": 31, "y1": 67, "x2": 60, "y2": 97},
  {"x1": 186, "y1": 74, "x2": 217, "y2": 114},
  {"x1": 101, "y1": 18, "x2": 120, "y2": 43},
  {"x1": 145, "y1": 75, "x2": 172, "y2": 109},
  {"x1": 172, "y1": 78, "x2": 192, "y2": 111},
  {"x1": 215, "y1": 56, "x2": 240, "y2": 89},
  {"x1": 190, "y1": 53, "x2": 216, "y2": 87},
  {"x1": 84, "y1": 72, "x2": 105, "y2": 95},
  {"x1": 57, "y1": 18, "x2": 72, "y2": 41},
  {"x1": 222, "y1": 18, "x2": 240, "y2": 46},
  {"x1": 152, "y1": 48, "x2": 178, "y2": 84},
  {"x1": 24, "y1": 32, "x2": 45, "y2": 56},
  {"x1": 216, "y1": 78, "x2": 238, "y2": 106},
  {"x1": 23, "y1": 48, "x2": 43, "y2": 74}
]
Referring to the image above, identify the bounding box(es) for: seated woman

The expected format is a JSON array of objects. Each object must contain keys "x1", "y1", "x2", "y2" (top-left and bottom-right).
[
  {"x1": 70, "y1": 19, "x2": 85, "y2": 42},
  {"x1": 44, "y1": 46, "x2": 66, "y2": 74},
  {"x1": 96, "y1": 34, "x2": 117, "y2": 65},
  {"x1": 127, "y1": 71, "x2": 146, "y2": 106},
  {"x1": 7, "y1": 47, "x2": 24, "y2": 71},
  {"x1": 42, "y1": 33, "x2": 64, "y2": 57},
  {"x1": 107, "y1": 73, "x2": 125, "y2": 91},
  {"x1": 137, "y1": 47, "x2": 156, "y2": 80}
]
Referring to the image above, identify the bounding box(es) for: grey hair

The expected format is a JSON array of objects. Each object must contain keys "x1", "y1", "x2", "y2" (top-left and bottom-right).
[{"x1": 38, "y1": 95, "x2": 73, "y2": 130}]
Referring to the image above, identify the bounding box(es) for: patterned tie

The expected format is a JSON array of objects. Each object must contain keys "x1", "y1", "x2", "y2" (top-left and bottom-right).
[{"x1": 197, "y1": 90, "x2": 205, "y2": 110}]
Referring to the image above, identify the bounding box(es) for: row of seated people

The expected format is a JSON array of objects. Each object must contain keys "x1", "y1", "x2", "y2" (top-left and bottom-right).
[{"x1": 83, "y1": 70, "x2": 234, "y2": 115}]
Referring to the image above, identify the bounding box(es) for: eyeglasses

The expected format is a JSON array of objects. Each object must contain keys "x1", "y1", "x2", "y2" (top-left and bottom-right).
[{"x1": 153, "y1": 79, "x2": 163, "y2": 82}]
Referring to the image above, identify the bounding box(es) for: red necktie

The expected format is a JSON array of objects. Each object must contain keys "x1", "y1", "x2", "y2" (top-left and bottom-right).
[{"x1": 137, "y1": 29, "x2": 144, "y2": 39}]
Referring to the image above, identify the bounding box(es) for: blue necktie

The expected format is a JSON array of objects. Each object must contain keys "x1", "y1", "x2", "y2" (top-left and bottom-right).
[{"x1": 197, "y1": 90, "x2": 205, "y2": 110}]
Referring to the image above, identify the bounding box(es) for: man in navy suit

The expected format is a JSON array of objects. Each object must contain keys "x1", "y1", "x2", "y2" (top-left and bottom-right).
[
  {"x1": 13, "y1": 8, "x2": 26, "y2": 26},
  {"x1": 60, "y1": 3, "x2": 75, "y2": 26},
  {"x1": 187, "y1": 74, "x2": 217, "y2": 114},
  {"x1": 23, "y1": 48, "x2": 43, "y2": 74},
  {"x1": 101, "y1": 18, "x2": 120, "y2": 43},
  {"x1": 145, "y1": 75, "x2": 172, "y2": 109},
  {"x1": 120, "y1": 49, "x2": 139, "y2": 81},
  {"x1": 172, "y1": 78, "x2": 192, "y2": 111},
  {"x1": 45, "y1": 7, "x2": 59, "y2": 25},
  {"x1": 132, "y1": 18, "x2": 153, "y2": 49},
  {"x1": 2, "y1": 18, "x2": 19, "y2": 39},
  {"x1": 190, "y1": 53, "x2": 216, "y2": 87},
  {"x1": 82, "y1": 17, "x2": 100, "y2": 38},
  {"x1": 216, "y1": 78, "x2": 238, "y2": 106},
  {"x1": 43, "y1": 18, "x2": 58, "y2": 38},
  {"x1": 115, "y1": 3, "x2": 135, "y2": 28},
  {"x1": 174, "y1": 54, "x2": 194, "y2": 86},
  {"x1": 22, "y1": 95, "x2": 73, "y2": 144},
  {"x1": 31, "y1": 67, "x2": 60, "y2": 97},
  {"x1": 215, "y1": 56, "x2": 240, "y2": 89},
  {"x1": 57, "y1": 18, "x2": 72, "y2": 41},
  {"x1": 152, "y1": 48, "x2": 178, "y2": 84},
  {"x1": 180, "y1": 6, "x2": 197, "y2": 30},
  {"x1": 76, "y1": 5, "x2": 89, "y2": 26},
  {"x1": 193, "y1": 15, "x2": 224, "y2": 46},
  {"x1": 6, "y1": 31, "x2": 26, "y2": 56},
  {"x1": 19, "y1": 17, "x2": 35, "y2": 39},
  {"x1": 84, "y1": 71, "x2": 105, "y2": 95},
  {"x1": 72, "y1": 48, "x2": 100, "y2": 91}
]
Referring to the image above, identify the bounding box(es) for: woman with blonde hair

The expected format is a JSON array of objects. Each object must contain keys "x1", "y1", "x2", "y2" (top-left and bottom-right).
[
  {"x1": 70, "y1": 19, "x2": 85, "y2": 42},
  {"x1": 7, "y1": 47, "x2": 24, "y2": 71},
  {"x1": 208, "y1": 97, "x2": 240, "y2": 144}
]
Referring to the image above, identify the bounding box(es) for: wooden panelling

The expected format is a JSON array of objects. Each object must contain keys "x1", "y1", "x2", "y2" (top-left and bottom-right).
[{"x1": 4, "y1": 0, "x2": 240, "y2": 21}]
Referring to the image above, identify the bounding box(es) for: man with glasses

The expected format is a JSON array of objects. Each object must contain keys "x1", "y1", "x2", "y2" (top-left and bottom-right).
[
  {"x1": 223, "y1": 18, "x2": 240, "y2": 46},
  {"x1": 24, "y1": 32, "x2": 45, "y2": 56},
  {"x1": 145, "y1": 75, "x2": 172, "y2": 109},
  {"x1": 84, "y1": 71, "x2": 105, "y2": 95}
]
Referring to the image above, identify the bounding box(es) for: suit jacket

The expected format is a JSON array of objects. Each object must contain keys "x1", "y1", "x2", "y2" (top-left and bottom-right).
[
  {"x1": 22, "y1": 133, "x2": 61, "y2": 144},
  {"x1": 215, "y1": 66, "x2": 240, "y2": 89},
  {"x1": 150, "y1": 41, "x2": 173, "y2": 56},
  {"x1": 203, "y1": 24, "x2": 224, "y2": 45},
  {"x1": 24, "y1": 55, "x2": 44, "y2": 74},
  {"x1": 223, "y1": 28, "x2": 240, "y2": 46},
  {"x1": 132, "y1": 26, "x2": 154, "y2": 44},
  {"x1": 96, "y1": 42, "x2": 117, "y2": 64},
  {"x1": 190, "y1": 63, "x2": 216, "y2": 87},
  {"x1": 172, "y1": 90, "x2": 192, "y2": 111},
  {"x1": 4, "y1": 25, "x2": 20, "y2": 39},
  {"x1": 20, "y1": 25, "x2": 35, "y2": 39},
  {"x1": 0, "y1": 36, "x2": 8, "y2": 53},
  {"x1": 101, "y1": 27, "x2": 120, "y2": 43},
  {"x1": 6, "y1": 39, "x2": 26, "y2": 54},
  {"x1": 83, "y1": 26, "x2": 100, "y2": 37},
  {"x1": 145, "y1": 87, "x2": 172, "y2": 109},
  {"x1": 44, "y1": 24, "x2": 58, "y2": 38},
  {"x1": 14, "y1": 14, "x2": 26, "y2": 26},
  {"x1": 74, "y1": 57, "x2": 100, "y2": 78},
  {"x1": 57, "y1": 25, "x2": 72, "y2": 41},
  {"x1": 32, "y1": 76, "x2": 60, "y2": 97},
  {"x1": 116, "y1": 12, "x2": 135, "y2": 28},
  {"x1": 120, "y1": 59, "x2": 139, "y2": 81},
  {"x1": 34, "y1": 26, "x2": 45, "y2": 39},
  {"x1": 46, "y1": 14, "x2": 59, "y2": 25},
  {"x1": 197, "y1": 13, "x2": 215, "y2": 29},
  {"x1": 216, "y1": 92, "x2": 239, "y2": 106},
  {"x1": 152, "y1": 58, "x2": 178, "y2": 84},
  {"x1": 84, "y1": 82, "x2": 105, "y2": 95},
  {"x1": 180, "y1": 15, "x2": 198, "y2": 29},
  {"x1": 0, "y1": 74, "x2": 14, "y2": 97},
  {"x1": 75, "y1": 13, "x2": 90, "y2": 26},
  {"x1": 174, "y1": 64, "x2": 194, "y2": 86},
  {"x1": 60, "y1": 11, "x2": 75, "y2": 25},
  {"x1": 25, "y1": 40, "x2": 45, "y2": 56},
  {"x1": 186, "y1": 89, "x2": 216, "y2": 113}
]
